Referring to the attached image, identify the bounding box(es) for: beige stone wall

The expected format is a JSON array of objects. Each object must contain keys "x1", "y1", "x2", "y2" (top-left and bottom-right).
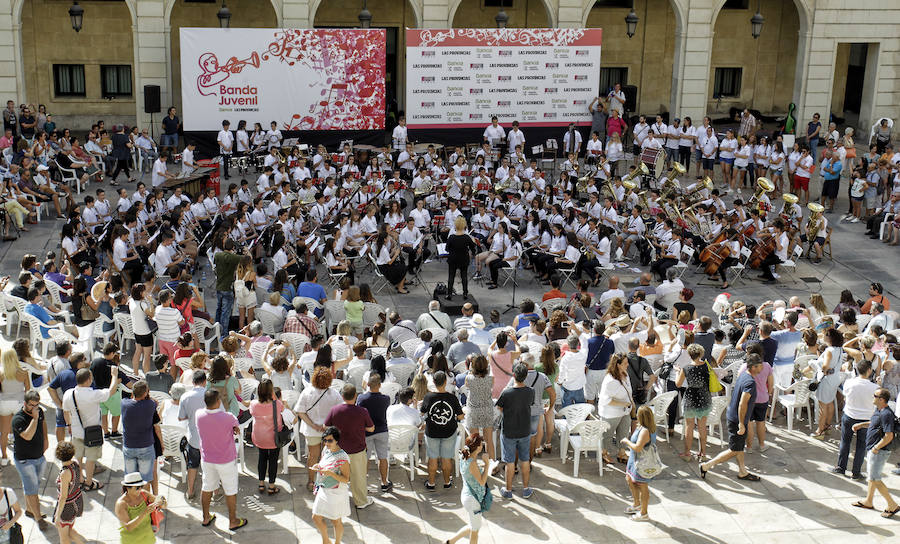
[
  {"x1": 451, "y1": 0, "x2": 551, "y2": 28},
  {"x1": 707, "y1": 0, "x2": 799, "y2": 114},
  {"x1": 21, "y1": 0, "x2": 135, "y2": 129},
  {"x1": 168, "y1": 0, "x2": 277, "y2": 114},
  {"x1": 586, "y1": 0, "x2": 677, "y2": 115},
  {"x1": 830, "y1": 43, "x2": 850, "y2": 114}
]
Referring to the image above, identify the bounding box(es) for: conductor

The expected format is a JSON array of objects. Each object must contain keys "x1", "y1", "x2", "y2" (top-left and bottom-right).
[{"x1": 445, "y1": 216, "x2": 477, "y2": 301}]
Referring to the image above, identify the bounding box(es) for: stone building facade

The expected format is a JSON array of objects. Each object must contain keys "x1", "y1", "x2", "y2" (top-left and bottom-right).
[{"x1": 0, "y1": 0, "x2": 896, "y2": 135}]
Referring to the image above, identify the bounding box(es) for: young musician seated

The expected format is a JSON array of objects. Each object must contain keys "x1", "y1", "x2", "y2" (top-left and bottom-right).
[{"x1": 758, "y1": 219, "x2": 789, "y2": 283}]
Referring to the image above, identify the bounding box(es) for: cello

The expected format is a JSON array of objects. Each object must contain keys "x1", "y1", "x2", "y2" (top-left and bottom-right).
[
  {"x1": 749, "y1": 232, "x2": 776, "y2": 269},
  {"x1": 703, "y1": 229, "x2": 740, "y2": 276}
]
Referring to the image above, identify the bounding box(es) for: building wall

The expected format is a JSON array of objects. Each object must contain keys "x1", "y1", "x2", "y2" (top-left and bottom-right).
[
  {"x1": 168, "y1": 0, "x2": 277, "y2": 115},
  {"x1": 707, "y1": 0, "x2": 799, "y2": 115},
  {"x1": 586, "y1": 0, "x2": 677, "y2": 115},
  {"x1": 451, "y1": 0, "x2": 551, "y2": 28},
  {"x1": 21, "y1": 0, "x2": 135, "y2": 129}
]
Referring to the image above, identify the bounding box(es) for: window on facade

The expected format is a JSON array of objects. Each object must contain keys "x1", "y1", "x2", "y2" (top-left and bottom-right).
[
  {"x1": 713, "y1": 68, "x2": 742, "y2": 98},
  {"x1": 593, "y1": 0, "x2": 632, "y2": 7},
  {"x1": 599, "y1": 67, "x2": 627, "y2": 95},
  {"x1": 484, "y1": 0, "x2": 513, "y2": 7},
  {"x1": 53, "y1": 64, "x2": 86, "y2": 97},
  {"x1": 722, "y1": 0, "x2": 749, "y2": 9},
  {"x1": 101, "y1": 65, "x2": 133, "y2": 97}
]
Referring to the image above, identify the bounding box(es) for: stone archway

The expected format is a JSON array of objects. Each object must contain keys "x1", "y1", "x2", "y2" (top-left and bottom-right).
[{"x1": 449, "y1": 0, "x2": 555, "y2": 28}]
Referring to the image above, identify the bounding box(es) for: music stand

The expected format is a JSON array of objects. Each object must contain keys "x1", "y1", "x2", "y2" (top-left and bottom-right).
[{"x1": 501, "y1": 255, "x2": 522, "y2": 314}]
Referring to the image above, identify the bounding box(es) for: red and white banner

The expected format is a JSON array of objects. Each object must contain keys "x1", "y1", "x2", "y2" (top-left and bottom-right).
[
  {"x1": 180, "y1": 28, "x2": 386, "y2": 131},
  {"x1": 406, "y1": 28, "x2": 602, "y2": 129}
]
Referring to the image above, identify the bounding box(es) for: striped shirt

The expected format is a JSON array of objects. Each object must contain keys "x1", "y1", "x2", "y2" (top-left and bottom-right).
[{"x1": 154, "y1": 305, "x2": 183, "y2": 343}]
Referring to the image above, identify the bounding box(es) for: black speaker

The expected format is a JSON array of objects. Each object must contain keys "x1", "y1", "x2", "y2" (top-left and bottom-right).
[
  {"x1": 622, "y1": 84, "x2": 638, "y2": 113},
  {"x1": 143, "y1": 85, "x2": 161, "y2": 114}
]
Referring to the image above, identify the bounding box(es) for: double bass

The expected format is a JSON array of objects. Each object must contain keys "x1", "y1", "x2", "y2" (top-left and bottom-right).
[
  {"x1": 701, "y1": 230, "x2": 740, "y2": 276},
  {"x1": 749, "y1": 232, "x2": 776, "y2": 269}
]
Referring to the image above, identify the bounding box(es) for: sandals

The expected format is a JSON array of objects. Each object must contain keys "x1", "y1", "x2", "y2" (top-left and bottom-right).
[
  {"x1": 882, "y1": 506, "x2": 900, "y2": 518},
  {"x1": 258, "y1": 484, "x2": 266, "y2": 493},
  {"x1": 851, "y1": 501, "x2": 874, "y2": 510},
  {"x1": 267, "y1": 486, "x2": 280, "y2": 495},
  {"x1": 699, "y1": 462, "x2": 708, "y2": 479},
  {"x1": 201, "y1": 514, "x2": 217, "y2": 527},
  {"x1": 82, "y1": 480, "x2": 104, "y2": 491},
  {"x1": 737, "y1": 472, "x2": 761, "y2": 482},
  {"x1": 229, "y1": 518, "x2": 248, "y2": 531}
]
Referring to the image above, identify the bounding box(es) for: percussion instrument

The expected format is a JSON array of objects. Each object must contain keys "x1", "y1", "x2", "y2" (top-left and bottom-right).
[
  {"x1": 640, "y1": 147, "x2": 665, "y2": 179},
  {"x1": 163, "y1": 167, "x2": 216, "y2": 197}
]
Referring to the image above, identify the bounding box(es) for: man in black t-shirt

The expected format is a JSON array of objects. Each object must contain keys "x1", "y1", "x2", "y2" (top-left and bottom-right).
[
  {"x1": 496, "y1": 362, "x2": 535, "y2": 499},
  {"x1": 12, "y1": 390, "x2": 48, "y2": 529},
  {"x1": 420, "y1": 371, "x2": 463, "y2": 490},
  {"x1": 90, "y1": 342, "x2": 125, "y2": 437},
  {"x1": 161, "y1": 107, "x2": 180, "y2": 155}
]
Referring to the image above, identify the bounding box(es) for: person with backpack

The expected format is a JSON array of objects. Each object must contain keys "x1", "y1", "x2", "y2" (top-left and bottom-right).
[
  {"x1": 850, "y1": 388, "x2": 899, "y2": 518},
  {"x1": 625, "y1": 338, "x2": 656, "y2": 407},
  {"x1": 205, "y1": 356, "x2": 243, "y2": 418},
  {"x1": 621, "y1": 405, "x2": 658, "y2": 522}
]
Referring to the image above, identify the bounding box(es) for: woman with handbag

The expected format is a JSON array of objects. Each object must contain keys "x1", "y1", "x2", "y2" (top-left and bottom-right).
[
  {"x1": 128, "y1": 284, "x2": 156, "y2": 375},
  {"x1": 0, "y1": 486, "x2": 23, "y2": 544},
  {"x1": 249, "y1": 379, "x2": 285, "y2": 495},
  {"x1": 674, "y1": 344, "x2": 711, "y2": 461},
  {"x1": 296, "y1": 368, "x2": 343, "y2": 492},
  {"x1": 115, "y1": 471, "x2": 166, "y2": 543},
  {"x1": 598, "y1": 353, "x2": 634, "y2": 465},
  {"x1": 446, "y1": 432, "x2": 491, "y2": 544},
  {"x1": 621, "y1": 405, "x2": 658, "y2": 522},
  {"x1": 812, "y1": 328, "x2": 844, "y2": 440}
]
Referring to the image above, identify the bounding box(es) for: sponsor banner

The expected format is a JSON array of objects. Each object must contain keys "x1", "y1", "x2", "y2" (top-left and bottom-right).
[
  {"x1": 180, "y1": 28, "x2": 385, "y2": 131},
  {"x1": 406, "y1": 28, "x2": 601, "y2": 129}
]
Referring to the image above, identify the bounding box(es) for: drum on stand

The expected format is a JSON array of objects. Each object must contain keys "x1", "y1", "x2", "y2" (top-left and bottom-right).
[{"x1": 640, "y1": 147, "x2": 665, "y2": 188}]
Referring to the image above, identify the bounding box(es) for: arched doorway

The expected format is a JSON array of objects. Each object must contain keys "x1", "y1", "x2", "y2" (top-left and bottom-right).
[
  {"x1": 584, "y1": 0, "x2": 680, "y2": 116},
  {"x1": 708, "y1": 0, "x2": 802, "y2": 116},
  {"x1": 19, "y1": 0, "x2": 136, "y2": 130},
  {"x1": 450, "y1": 0, "x2": 553, "y2": 28},
  {"x1": 313, "y1": 0, "x2": 419, "y2": 111},
  {"x1": 168, "y1": 0, "x2": 278, "y2": 114}
]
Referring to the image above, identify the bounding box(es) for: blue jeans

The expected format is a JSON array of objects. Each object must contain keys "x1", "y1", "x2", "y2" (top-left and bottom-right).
[
  {"x1": 123, "y1": 444, "x2": 156, "y2": 483},
  {"x1": 13, "y1": 457, "x2": 46, "y2": 495},
  {"x1": 215, "y1": 290, "x2": 234, "y2": 338},
  {"x1": 160, "y1": 133, "x2": 178, "y2": 148},
  {"x1": 561, "y1": 386, "x2": 585, "y2": 407},
  {"x1": 837, "y1": 414, "x2": 868, "y2": 476},
  {"x1": 500, "y1": 434, "x2": 530, "y2": 463}
]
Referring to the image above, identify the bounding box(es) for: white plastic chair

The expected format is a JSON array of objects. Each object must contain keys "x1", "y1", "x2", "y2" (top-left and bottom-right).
[
  {"x1": 671, "y1": 246, "x2": 695, "y2": 280},
  {"x1": 706, "y1": 395, "x2": 729, "y2": 439},
  {"x1": 24, "y1": 314, "x2": 62, "y2": 359},
  {"x1": 92, "y1": 313, "x2": 118, "y2": 348},
  {"x1": 296, "y1": 296, "x2": 324, "y2": 319},
  {"x1": 401, "y1": 338, "x2": 423, "y2": 360},
  {"x1": 232, "y1": 357, "x2": 255, "y2": 377},
  {"x1": 345, "y1": 365, "x2": 367, "y2": 390},
  {"x1": 565, "y1": 419, "x2": 610, "y2": 477},
  {"x1": 727, "y1": 246, "x2": 754, "y2": 286},
  {"x1": 768, "y1": 363, "x2": 798, "y2": 422},
  {"x1": 3, "y1": 294, "x2": 27, "y2": 337},
  {"x1": 362, "y1": 302, "x2": 386, "y2": 331},
  {"x1": 422, "y1": 327, "x2": 449, "y2": 346},
  {"x1": 778, "y1": 245, "x2": 804, "y2": 280},
  {"x1": 387, "y1": 424, "x2": 419, "y2": 482},
  {"x1": 776, "y1": 378, "x2": 813, "y2": 431},
  {"x1": 256, "y1": 311, "x2": 281, "y2": 339},
  {"x1": 388, "y1": 363, "x2": 416, "y2": 387},
  {"x1": 649, "y1": 391, "x2": 678, "y2": 441},
  {"x1": 192, "y1": 317, "x2": 221, "y2": 353},
  {"x1": 381, "y1": 382, "x2": 400, "y2": 403},
  {"x1": 174, "y1": 357, "x2": 193, "y2": 374},
  {"x1": 239, "y1": 378, "x2": 259, "y2": 402},
  {"x1": 554, "y1": 403, "x2": 595, "y2": 462},
  {"x1": 249, "y1": 342, "x2": 269, "y2": 372},
  {"x1": 160, "y1": 424, "x2": 188, "y2": 483},
  {"x1": 114, "y1": 313, "x2": 136, "y2": 353},
  {"x1": 323, "y1": 300, "x2": 346, "y2": 335},
  {"x1": 149, "y1": 390, "x2": 172, "y2": 406},
  {"x1": 280, "y1": 332, "x2": 310, "y2": 359}
]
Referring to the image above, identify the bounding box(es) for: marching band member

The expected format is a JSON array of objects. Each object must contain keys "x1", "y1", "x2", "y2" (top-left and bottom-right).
[
  {"x1": 360, "y1": 205, "x2": 379, "y2": 238},
  {"x1": 487, "y1": 230, "x2": 523, "y2": 289},
  {"x1": 375, "y1": 231, "x2": 408, "y2": 294},
  {"x1": 483, "y1": 116, "x2": 506, "y2": 146},
  {"x1": 617, "y1": 206, "x2": 646, "y2": 260},
  {"x1": 221, "y1": 184, "x2": 239, "y2": 212},
  {"x1": 578, "y1": 222, "x2": 609, "y2": 285},
  {"x1": 384, "y1": 200, "x2": 405, "y2": 230},
  {"x1": 391, "y1": 116, "x2": 407, "y2": 153},
  {"x1": 263, "y1": 147, "x2": 281, "y2": 169},
  {"x1": 508, "y1": 193, "x2": 526, "y2": 225},
  {"x1": 441, "y1": 200, "x2": 463, "y2": 240},
  {"x1": 561, "y1": 152, "x2": 578, "y2": 178},
  {"x1": 507, "y1": 120, "x2": 525, "y2": 156},
  {"x1": 758, "y1": 219, "x2": 788, "y2": 282},
  {"x1": 312, "y1": 144, "x2": 327, "y2": 176},
  {"x1": 586, "y1": 132, "x2": 603, "y2": 165},
  {"x1": 562, "y1": 123, "x2": 582, "y2": 157},
  {"x1": 341, "y1": 155, "x2": 360, "y2": 179},
  {"x1": 425, "y1": 185, "x2": 448, "y2": 212},
  {"x1": 180, "y1": 141, "x2": 197, "y2": 176},
  {"x1": 584, "y1": 192, "x2": 603, "y2": 220},
  {"x1": 470, "y1": 203, "x2": 494, "y2": 245},
  {"x1": 270, "y1": 232, "x2": 298, "y2": 277},
  {"x1": 599, "y1": 196, "x2": 619, "y2": 231},
  {"x1": 250, "y1": 197, "x2": 268, "y2": 231},
  {"x1": 650, "y1": 115, "x2": 668, "y2": 146},
  {"x1": 94, "y1": 188, "x2": 112, "y2": 224},
  {"x1": 633, "y1": 115, "x2": 650, "y2": 165},
  {"x1": 324, "y1": 236, "x2": 354, "y2": 285},
  {"x1": 410, "y1": 198, "x2": 431, "y2": 230},
  {"x1": 649, "y1": 228, "x2": 683, "y2": 281},
  {"x1": 257, "y1": 166, "x2": 274, "y2": 196},
  {"x1": 665, "y1": 119, "x2": 682, "y2": 169},
  {"x1": 203, "y1": 186, "x2": 220, "y2": 217},
  {"x1": 217, "y1": 121, "x2": 234, "y2": 180},
  {"x1": 235, "y1": 120, "x2": 250, "y2": 156},
  {"x1": 495, "y1": 157, "x2": 511, "y2": 184},
  {"x1": 265, "y1": 192, "x2": 284, "y2": 220},
  {"x1": 237, "y1": 179, "x2": 254, "y2": 204},
  {"x1": 799, "y1": 209, "x2": 828, "y2": 263},
  {"x1": 522, "y1": 158, "x2": 537, "y2": 181},
  {"x1": 397, "y1": 142, "x2": 415, "y2": 179},
  {"x1": 473, "y1": 221, "x2": 510, "y2": 280},
  {"x1": 534, "y1": 222, "x2": 567, "y2": 280},
  {"x1": 250, "y1": 122, "x2": 266, "y2": 151},
  {"x1": 410, "y1": 167, "x2": 431, "y2": 194}
]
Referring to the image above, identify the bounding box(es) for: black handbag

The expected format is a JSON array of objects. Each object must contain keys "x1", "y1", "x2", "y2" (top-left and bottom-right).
[
  {"x1": 4, "y1": 489, "x2": 23, "y2": 544},
  {"x1": 72, "y1": 392, "x2": 104, "y2": 448},
  {"x1": 273, "y1": 401, "x2": 292, "y2": 449}
]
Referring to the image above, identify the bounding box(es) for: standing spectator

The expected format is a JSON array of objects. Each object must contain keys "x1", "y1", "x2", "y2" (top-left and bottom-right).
[
  {"x1": 674, "y1": 345, "x2": 711, "y2": 461},
  {"x1": 90, "y1": 343, "x2": 123, "y2": 438},
  {"x1": 621, "y1": 405, "x2": 657, "y2": 522},
  {"x1": 584, "y1": 323, "x2": 616, "y2": 406},
  {"x1": 177, "y1": 371, "x2": 208, "y2": 500},
  {"x1": 153, "y1": 290, "x2": 185, "y2": 366},
  {"x1": 310, "y1": 426, "x2": 351, "y2": 544},
  {"x1": 699, "y1": 355, "x2": 763, "y2": 482},
  {"x1": 850, "y1": 388, "x2": 898, "y2": 517},
  {"x1": 295, "y1": 367, "x2": 343, "y2": 493},
  {"x1": 62, "y1": 366, "x2": 120, "y2": 492},
  {"x1": 121, "y1": 380, "x2": 160, "y2": 493},
  {"x1": 557, "y1": 335, "x2": 587, "y2": 407},
  {"x1": 738, "y1": 351, "x2": 773, "y2": 453},
  {"x1": 249, "y1": 379, "x2": 285, "y2": 495},
  {"x1": 496, "y1": 363, "x2": 535, "y2": 499},
  {"x1": 12, "y1": 390, "x2": 48, "y2": 530},
  {"x1": 446, "y1": 432, "x2": 491, "y2": 544},
  {"x1": 196, "y1": 389, "x2": 247, "y2": 531},
  {"x1": 599, "y1": 353, "x2": 634, "y2": 464},
  {"x1": 108, "y1": 125, "x2": 134, "y2": 185},
  {"x1": 357, "y1": 374, "x2": 393, "y2": 492},
  {"x1": 48, "y1": 352, "x2": 81, "y2": 443},
  {"x1": 812, "y1": 328, "x2": 844, "y2": 439},
  {"x1": 0, "y1": 348, "x2": 30, "y2": 464},
  {"x1": 213, "y1": 239, "x2": 243, "y2": 338},
  {"x1": 832, "y1": 361, "x2": 878, "y2": 479},
  {"x1": 115, "y1": 472, "x2": 165, "y2": 543},
  {"x1": 324, "y1": 384, "x2": 375, "y2": 509},
  {"x1": 514, "y1": 353, "x2": 555, "y2": 460},
  {"x1": 464, "y1": 355, "x2": 497, "y2": 465},
  {"x1": 160, "y1": 107, "x2": 180, "y2": 155},
  {"x1": 53, "y1": 441, "x2": 85, "y2": 544},
  {"x1": 806, "y1": 112, "x2": 822, "y2": 159},
  {"x1": 421, "y1": 371, "x2": 463, "y2": 491},
  {"x1": 625, "y1": 337, "x2": 656, "y2": 406}
]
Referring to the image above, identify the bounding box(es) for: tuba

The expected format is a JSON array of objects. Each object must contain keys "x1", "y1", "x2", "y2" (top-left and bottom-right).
[
  {"x1": 806, "y1": 202, "x2": 824, "y2": 240},
  {"x1": 663, "y1": 161, "x2": 686, "y2": 183},
  {"x1": 750, "y1": 177, "x2": 775, "y2": 205}
]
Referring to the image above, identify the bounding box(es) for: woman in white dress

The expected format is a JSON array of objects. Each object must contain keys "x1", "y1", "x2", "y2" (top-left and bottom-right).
[{"x1": 311, "y1": 426, "x2": 351, "y2": 544}]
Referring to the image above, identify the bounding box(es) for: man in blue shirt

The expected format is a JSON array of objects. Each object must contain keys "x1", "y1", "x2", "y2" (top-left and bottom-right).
[
  {"x1": 47, "y1": 352, "x2": 88, "y2": 443},
  {"x1": 770, "y1": 311, "x2": 803, "y2": 368},
  {"x1": 583, "y1": 322, "x2": 615, "y2": 405},
  {"x1": 296, "y1": 269, "x2": 326, "y2": 318},
  {"x1": 820, "y1": 148, "x2": 843, "y2": 212},
  {"x1": 23, "y1": 287, "x2": 63, "y2": 338},
  {"x1": 357, "y1": 374, "x2": 393, "y2": 492},
  {"x1": 700, "y1": 354, "x2": 763, "y2": 482},
  {"x1": 851, "y1": 388, "x2": 898, "y2": 516}
]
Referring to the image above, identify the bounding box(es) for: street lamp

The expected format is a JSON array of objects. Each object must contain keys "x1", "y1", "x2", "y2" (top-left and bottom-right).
[
  {"x1": 358, "y1": 0, "x2": 372, "y2": 28},
  {"x1": 625, "y1": 7, "x2": 639, "y2": 39},
  {"x1": 217, "y1": 1, "x2": 231, "y2": 29},
  {"x1": 495, "y1": 9, "x2": 508, "y2": 29},
  {"x1": 750, "y1": 9, "x2": 764, "y2": 39},
  {"x1": 68, "y1": 1, "x2": 84, "y2": 33}
]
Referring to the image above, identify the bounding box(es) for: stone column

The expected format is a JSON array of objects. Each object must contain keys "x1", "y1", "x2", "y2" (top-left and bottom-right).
[
  {"x1": 422, "y1": 0, "x2": 448, "y2": 28},
  {"x1": 282, "y1": 0, "x2": 312, "y2": 28},
  {"x1": 0, "y1": 0, "x2": 23, "y2": 103},
  {"x1": 133, "y1": 0, "x2": 168, "y2": 133},
  {"x1": 676, "y1": 2, "x2": 715, "y2": 122}
]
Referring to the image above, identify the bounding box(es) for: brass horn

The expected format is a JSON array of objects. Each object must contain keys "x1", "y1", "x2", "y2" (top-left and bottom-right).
[
  {"x1": 622, "y1": 162, "x2": 649, "y2": 184},
  {"x1": 664, "y1": 161, "x2": 686, "y2": 182}
]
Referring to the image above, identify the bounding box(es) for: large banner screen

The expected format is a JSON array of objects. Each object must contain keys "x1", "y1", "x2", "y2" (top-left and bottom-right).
[
  {"x1": 180, "y1": 28, "x2": 386, "y2": 131},
  {"x1": 405, "y1": 28, "x2": 602, "y2": 129}
]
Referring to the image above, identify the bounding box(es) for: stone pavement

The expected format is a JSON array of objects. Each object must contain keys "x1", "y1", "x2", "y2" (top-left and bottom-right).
[{"x1": 0, "y1": 167, "x2": 898, "y2": 543}]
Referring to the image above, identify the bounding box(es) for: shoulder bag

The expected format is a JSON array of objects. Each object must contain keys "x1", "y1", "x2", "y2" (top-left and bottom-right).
[
  {"x1": 80, "y1": 295, "x2": 100, "y2": 322},
  {"x1": 707, "y1": 363, "x2": 723, "y2": 393},
  {"x1": 141, "y1": 301, "x2": 158, "y2": 334},
  {"x1": 273, "y1": 400, "x2": 292, "y2": 449},
  {"x1": 72, "y1": 391, "x2": 104, "y2": 448},
  {"x1": 3, "y1": 489, "x2": 23, "y2": 544},
  {"x1": 139, "y1": 490, "x2": 165, "y2": 533},
  {"x1": 634, "y1": 429, "x2": 665, "y2": 479}
]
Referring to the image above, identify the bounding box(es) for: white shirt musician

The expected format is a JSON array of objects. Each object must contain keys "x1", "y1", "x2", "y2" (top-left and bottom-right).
[
  {"x1": 410, "y1": 205, "x2": 431, "y2": 230},
  {"x1": 411, "y1": 172, "x2": 431, "y2": 192},
  {"x1": 112, "y1": 236, "x2": 130, "y2": 271},
  {"x1": 392, "y1": 120, "x2": 408, "y2": 151},
  {"x1": 180, "y1": 146, "x2": 196, "y2": 176},
  {"x1": 471, "y1": 210, "x2": 494, "y2": 239},
  {"x1": 399, "y1": 223, "x2": 425, "y2": 251},
  {"x1": 264, "y1": 149, "x2": 280, "y2": 169},
  {"x1": 292, "y1": 164, "x2": 311, "y2": 183},
  {"x1": 237, "y1": 185, "x2": 253, "y2": 205},
  {"x1": 397, "y1": 145, "x2": 415, "y2": 174},
  {"x1": 484, "y1": 119, "x2": 506, "y2": 146},
  {"x1": 203, "y1": 193, "x2": 220, "y2": 216},
  {"x1": 508, "y1": 199, "x2": 526, "y2": 223},
  {"x1": 633, "y1": 118, "x2": 650, "y2": 149},
  {"x1": 272, "y1": 247, "x2": 291, "y2": 271},
  {"x1": 217, "y1": 127, "x2": 234, "y2": 157},
  {"x1": 584, "y1": 196, "x2": 603, "y2": 220},
  {"x1": 94, "y1": 196, "x2": 112, "y2": 223},
  {"x1": 249, "y1": 204, "x2": 267, "y2": 231},
  {"x1": 154, "y1": 241, "x2": 177, "y2": 276},
  {"x1": 562, "y1": 126, "x2": 582, "y2": 155},
  {"x1": 641, "y1": 134, "x2": 662, "y2": 152},
  {"x1": 266, "y1": 126, "x2": 283, "y2": 150},
  {"x1": 151, "y1": 156, "x2": 170, "y2": 188},
  {"x1": 443, "y1": 207, "x2": 463, "y2": 231},
  {"x1": 507, "y1": 125, "x2": 525, "y2": 155},
  {"x1": 586, "y1": 136, "x2": 603, "y2": 159},
  {"x1": 599, "y1": 200, "x2": 618, "y2": 229},
  {"x1": 236, "y1": 129, "x2": 249, "y2": 153}
]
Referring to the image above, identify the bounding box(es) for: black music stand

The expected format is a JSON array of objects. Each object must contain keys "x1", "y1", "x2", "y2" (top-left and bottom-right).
[{"x1": 501, "y1": 257, "x2": 522, "y2": 315}]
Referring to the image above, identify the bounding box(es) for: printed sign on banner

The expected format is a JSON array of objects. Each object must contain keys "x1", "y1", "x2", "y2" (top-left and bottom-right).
[
  {"x1": 406, "y1": 28, "x2": 602, "y2": 129},
  {"x1": 180, "y1": 28, "x2": 386, "y2": 131}
]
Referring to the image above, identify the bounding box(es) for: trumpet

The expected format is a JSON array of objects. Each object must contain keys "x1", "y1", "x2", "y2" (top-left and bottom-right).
[
  {"x1": 273, "y1": 147, "x2": 287, "y2": 165},
  {"x1": 663, "y1": 161, "x2": 686, "y2": 182},
  {"x1": 622, "y1": 162, "x2": 649, "y2": 184}
]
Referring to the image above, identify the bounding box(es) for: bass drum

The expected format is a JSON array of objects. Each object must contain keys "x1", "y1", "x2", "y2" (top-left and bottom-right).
[{"x1": 640, "y1": 147, "x2": 666, "y2": 179}]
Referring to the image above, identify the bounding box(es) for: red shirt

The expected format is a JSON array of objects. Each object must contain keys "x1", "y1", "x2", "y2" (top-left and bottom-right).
[
  {"x1": 606, "y1": 117, "x2": 627, "y2": 138},
  {"x1": 542, "y1": 289, "x2": 567, "y2": 302},
  {"x1": 324, "y1": 403, "x2": 373, "y2": 455}
]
